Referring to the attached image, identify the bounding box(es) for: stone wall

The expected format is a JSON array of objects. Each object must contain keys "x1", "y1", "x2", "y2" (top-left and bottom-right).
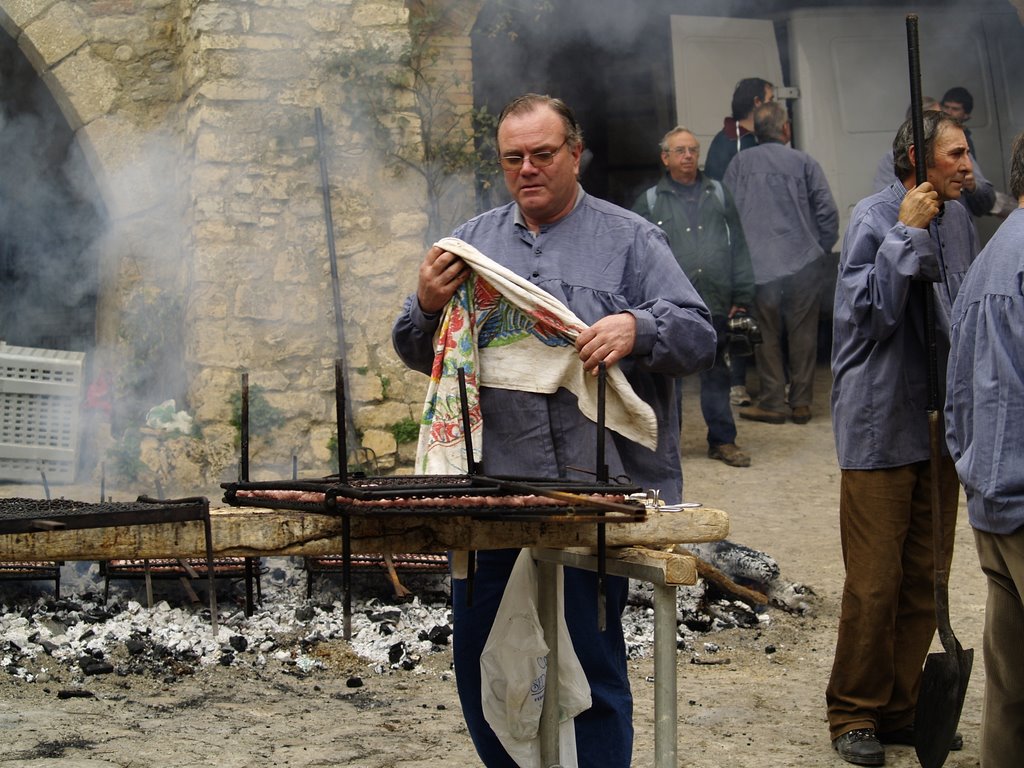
[{"x1": 0, "y1": 0, "x2": 483, "y2": 490}]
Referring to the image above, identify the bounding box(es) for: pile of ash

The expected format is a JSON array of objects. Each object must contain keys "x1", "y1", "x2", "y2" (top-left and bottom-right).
[{"x1": 1, "y1": 543, "x2": 814, "y2": 686}]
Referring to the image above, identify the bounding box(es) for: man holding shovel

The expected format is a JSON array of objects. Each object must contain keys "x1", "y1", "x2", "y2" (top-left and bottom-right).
[
  {"x1": 827, "y1": 109, "x2": 978, "y2": 765},
  {"x1": 946, "y1": 130, "x2": 1024, "y2": 768}
]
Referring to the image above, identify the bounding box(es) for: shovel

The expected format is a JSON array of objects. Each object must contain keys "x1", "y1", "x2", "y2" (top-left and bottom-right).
[{"x1": 905, "y1": 16, "x2": 973, "y2": 767}]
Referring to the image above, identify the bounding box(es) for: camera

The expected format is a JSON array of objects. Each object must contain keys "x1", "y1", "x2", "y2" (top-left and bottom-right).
[{"x1": 726, "y1": 311, "x2": 763, "y2": 357}]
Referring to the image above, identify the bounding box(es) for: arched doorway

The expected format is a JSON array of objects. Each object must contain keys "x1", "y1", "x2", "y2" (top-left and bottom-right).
[{"x1": 0, "y1": 28, "x2": 104, "y2": 353}]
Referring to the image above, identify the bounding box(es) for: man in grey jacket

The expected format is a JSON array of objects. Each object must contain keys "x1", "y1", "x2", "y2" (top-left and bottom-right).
[
  {"x1": 828, "y1": 110, "x2": 977, "y2": 765},
  {"x1": 723, "y1": 102, "x2": 839, "y2": 425},
  {"x1": 633, "y1": 126, "x2": 756, "y2": 467}
]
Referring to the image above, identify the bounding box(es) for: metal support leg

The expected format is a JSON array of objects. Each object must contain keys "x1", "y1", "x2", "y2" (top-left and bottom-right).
[
  {"x1": 653, "y1": 582, "x2": 678, "y2": 768},
  {"x1": 537, "y1": 558, "x2": 561, "y2": 768}
]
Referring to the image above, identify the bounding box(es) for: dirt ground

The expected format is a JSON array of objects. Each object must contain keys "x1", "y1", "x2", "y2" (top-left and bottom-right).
[{"x1": 0, "y1": 364, "x2": 986, "y2": 768}]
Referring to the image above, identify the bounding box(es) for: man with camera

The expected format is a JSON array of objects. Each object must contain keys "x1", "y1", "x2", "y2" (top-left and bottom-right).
[{"x1": 634, "y1": 126, "x2": 756, "y2": 467}]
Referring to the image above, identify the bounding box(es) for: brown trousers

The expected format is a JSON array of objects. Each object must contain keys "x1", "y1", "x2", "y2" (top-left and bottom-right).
[
  {"x1": 974, "y1": 527, "x2": 1024, "y2": 767},
  {"x1": 826, "y1": 458, "x2": 959, "y2": 739}
]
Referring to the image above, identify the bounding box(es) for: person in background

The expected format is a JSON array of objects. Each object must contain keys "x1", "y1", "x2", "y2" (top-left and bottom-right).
[
  {"x1": 941, "y1": 86, "x2": 977, "y2": 158},
  {"x1": 633, "y1": 126, "x2": 756, "y2": 468},
  {"x1": 392, "y1": 93, "x2": 716, "y2": 767},
  {"x1": 827, "y1": 109, "x2": 978, "y2": 765},
  {"x1": 946, "y1": 130, "x2": 1024, "y2": 768},
  {"x1": 704, "y1": 77, "x2": 774, "y2": 181},
  {"x1": 723, "y1": 101, "x2": 838, "y2": 426},
  {"x1": 705, "y1": 77, "x2": 774, "y2": 408}
]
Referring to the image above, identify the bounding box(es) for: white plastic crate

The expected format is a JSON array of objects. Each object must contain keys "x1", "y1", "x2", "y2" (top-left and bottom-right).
[{"x1": 0, "y1": 341, "x2": 86, "y2": 483}]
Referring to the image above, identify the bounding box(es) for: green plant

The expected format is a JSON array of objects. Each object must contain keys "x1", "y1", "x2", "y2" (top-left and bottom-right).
[
  {"x1": 106, "y1": 427, "x2": 144, "y2": 484},
  {"x1": 113, "y1": 289, "x2": 187, "y2": 435},
  {"x1": 389, "y1": 417, "x2": 420, "y2": 444},
  {"x1": 228, "y1": 385, "x2": 285, "y2": 445}
]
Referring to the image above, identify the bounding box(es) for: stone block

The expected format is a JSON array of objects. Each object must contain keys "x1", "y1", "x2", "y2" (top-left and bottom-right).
[
  {"x1": 24, "y1": 2, "x2": 87, "y2": 66},
  {"x1": 49, "y1": 48, "x2": 119, "y2": 126}
]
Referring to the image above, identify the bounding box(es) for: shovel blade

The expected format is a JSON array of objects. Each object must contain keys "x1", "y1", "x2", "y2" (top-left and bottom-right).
[{"x1": 915, "y1": 645, "x2": 974, "y2": 768}]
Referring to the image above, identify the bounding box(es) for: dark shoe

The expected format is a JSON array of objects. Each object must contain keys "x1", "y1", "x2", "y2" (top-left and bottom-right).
[
  {"x1": 877, "y1": 725, "x2": 962, "y2": 751},
  {"x1": 791, "y1": 406, "x2": 812, "y2": 424},
  {"x1": 832, "y1": 729, "x2": 885, "y2": 766},
  {"x1": 739, "y1": 406, "x2": 786, "y2": 425},
  {"x1": 708, "y1": 443, "x2": 751, "y2": 467}
]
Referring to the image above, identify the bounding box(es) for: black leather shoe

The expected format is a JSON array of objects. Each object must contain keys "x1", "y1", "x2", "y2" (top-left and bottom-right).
[
  {"x1": 878, "y1": 725, "x2": 963, "y2": 751},
  {"x1": 833, "y1": 728, "x2": 885, "y2": 766}
]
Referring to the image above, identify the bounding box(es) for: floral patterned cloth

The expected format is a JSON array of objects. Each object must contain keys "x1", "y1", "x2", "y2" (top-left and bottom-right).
[{"x1": 415, "y1": 237, "x2": 658, "y2": 475}]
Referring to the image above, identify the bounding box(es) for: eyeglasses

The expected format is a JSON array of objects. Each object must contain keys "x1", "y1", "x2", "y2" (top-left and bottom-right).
[
  {"x1": 499, "y1": 140, "x2": 568, "y2": 171},
  {"x1": 665, "y1": 146, "x2": 699, "y2": 156}
]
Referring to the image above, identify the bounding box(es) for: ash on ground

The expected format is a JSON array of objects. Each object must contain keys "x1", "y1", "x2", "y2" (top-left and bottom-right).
[{"x1": 1, "y1": 544, "x2": 815, "y2": 687}]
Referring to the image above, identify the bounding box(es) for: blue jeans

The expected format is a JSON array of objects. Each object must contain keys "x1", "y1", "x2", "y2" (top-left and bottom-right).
[
  {"x1": 681, "y1": 317, "x2": 737, "y2": 447},
  {"x1": 700, "y1": 333, "x2": 739, "y2": 447},
  {"x1": 451, "y1": 548, "x2": 633, "y2": 767}
]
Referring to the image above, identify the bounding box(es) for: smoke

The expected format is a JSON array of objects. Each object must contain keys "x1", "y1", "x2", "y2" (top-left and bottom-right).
[{"x1": 0, "y1": 36, "x2": 104, "y2": 353}]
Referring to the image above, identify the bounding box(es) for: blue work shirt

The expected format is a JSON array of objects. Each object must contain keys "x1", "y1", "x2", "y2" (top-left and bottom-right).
[
  {"x1": 946, "y1": 207, "x2": 1024, "y2": 534},
  {"x1": 723, "y1": 140, "x2": 839, "y2": 284},
  {"x1": 392, "y1": 187, "x2": 715, "y2": 503},
  {"x1": 831, "y1": 182, "x2": 978, "y2": 469}
]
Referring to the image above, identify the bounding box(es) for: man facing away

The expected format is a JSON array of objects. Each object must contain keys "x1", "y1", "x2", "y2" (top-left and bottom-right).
[
  {"x1": 723, "y1": 101, "x2": 839, "y2": 426},
  {"x1": 946, "y1": 130, "x2": 1024, "y2": 768},
  {"x1": 827, "y1": 109, "x2": 978, "y2": 765},
  {"x1": 632, "y1": 126, "x2": 756, "y2": 468},
  {"x1": 704, "y1": 77, "x2": 774, "y2": 182},
  {"x1": 392, "y1": 93, "x2": 716, "y2": 767},
  {"x1": 705, "y1": 76, "x2": 773, "y2": 409}
]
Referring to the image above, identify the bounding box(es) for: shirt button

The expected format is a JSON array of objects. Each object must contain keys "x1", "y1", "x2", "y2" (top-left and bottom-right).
[
  {"x1": 532, "y1": 271, "x2": 539, "y2": 278},
  {"x1": 534, "y1": 248, "x2": 542, "y2": 254}
]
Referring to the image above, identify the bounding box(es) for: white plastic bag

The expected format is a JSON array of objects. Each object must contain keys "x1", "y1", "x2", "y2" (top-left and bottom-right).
[{"x1": 480, "y1": 549, "x2": 592, "y2": 767}]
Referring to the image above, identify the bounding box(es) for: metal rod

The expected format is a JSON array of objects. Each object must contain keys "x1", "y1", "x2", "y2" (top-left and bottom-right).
[
  {"x1": 342, "y1": 513, "x2": 352, "y2": 640},
  {"x1": 292, "y1": 454, "x2": 298, "y2": 481},
  {"x1": 596, "y1": 363, "x2": 608, "y2": 630},
  {"x1": 653, "y1": 582, "x2": 678, "y2": 768},
  {"x1": 100, "y1": 462, "x2": 105, "y2": 503},
  {"x1": 40, "y1": 469, "x2": 50, "y2": 501},
  {"x1": 335, "y1": 359, "x2": 348, "y2": 484},
  {"x1": 240, "y1": 373, "x2": 250, "y2": 483},
  {"x1": 316, "y1": 108, "x2": 358, "y2": 445},
  {"x1": 537, "y1": 558, "x2": 561, "y2": 767},
  {"x1": 457, "y1": 367, "x2": 477, "y2": 474}
]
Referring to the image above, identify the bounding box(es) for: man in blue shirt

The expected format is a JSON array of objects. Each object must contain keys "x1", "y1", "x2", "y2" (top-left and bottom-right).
[
  {"x1": 392, "y1": 94, "x2": 715, "y2": 767},
  {"x1": 946, "y1": 130, "x2": 1024, "y2": 768},
  {"x1": 827, "y1": 110, "x2": 978, "y2": 765},
  {"x1": 724, "y1": 102, "x2": 839, "y2": 426}
]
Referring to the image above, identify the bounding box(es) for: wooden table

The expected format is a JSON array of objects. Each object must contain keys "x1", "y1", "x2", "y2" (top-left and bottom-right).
[{"x1": 0, "y1": 503, "x2": 729, "y2": 768}]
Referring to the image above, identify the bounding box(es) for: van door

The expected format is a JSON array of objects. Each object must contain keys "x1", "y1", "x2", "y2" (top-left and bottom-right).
[{"x1": 668, "y1": 16, "x2": 784, "y2": 171}]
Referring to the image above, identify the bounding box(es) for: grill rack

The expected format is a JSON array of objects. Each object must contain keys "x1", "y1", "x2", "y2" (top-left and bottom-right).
[
  {"x1": 221, "y1": 473, "x2": 646, "y2": 523},
  {"x1": 0, "y1": 495, "x2": 220, "y2": 634}
]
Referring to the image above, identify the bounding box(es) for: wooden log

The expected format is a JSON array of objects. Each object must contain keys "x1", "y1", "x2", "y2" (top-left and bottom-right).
[{"x1": 0, "y1": 505, "x2": 729, "y2": 562}]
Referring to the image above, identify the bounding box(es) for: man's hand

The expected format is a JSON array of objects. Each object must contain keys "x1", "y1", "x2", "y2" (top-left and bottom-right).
[
  {"x1": 899, "y1": 182, "x2": 940, "y2": 229},
  {"x1": 575, "y1": 313, "x2": 637, "y2": 374},
  {"x1": 417, "y1": 246, "x2": 470, "y2": 313}
]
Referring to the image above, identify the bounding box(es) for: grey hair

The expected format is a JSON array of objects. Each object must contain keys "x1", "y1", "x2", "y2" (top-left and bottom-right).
[
  {"x1": 892, "y1": 110, "x2": 960, "y2": 181},
  {"x1": 497, "y1": 93, "x2": 583, "y2": 149},
  {"x1": 659, "y1": 126, "x2": 698, "y2": 153}
]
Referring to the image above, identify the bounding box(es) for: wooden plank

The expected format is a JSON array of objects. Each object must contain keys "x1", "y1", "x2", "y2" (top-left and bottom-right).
[
  {"x1": 533, "y1": 546, "x2": 698, "y2": 586},
  {"x1": 0, "y1": 505, "x2": 729, "y2": 562}
]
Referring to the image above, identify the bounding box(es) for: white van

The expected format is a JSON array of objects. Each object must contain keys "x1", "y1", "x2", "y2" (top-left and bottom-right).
[{"x1": 669, "y1": 6, "x2": 1024, "y2": 244}]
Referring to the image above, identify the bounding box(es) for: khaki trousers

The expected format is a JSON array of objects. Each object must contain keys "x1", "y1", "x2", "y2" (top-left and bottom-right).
[
  {"x1": 826, "y1": 458, "x2": 959, "y2": 739},
  {"x1": 974, "y1": 527, "x2": 1024, "y2": 767}
]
